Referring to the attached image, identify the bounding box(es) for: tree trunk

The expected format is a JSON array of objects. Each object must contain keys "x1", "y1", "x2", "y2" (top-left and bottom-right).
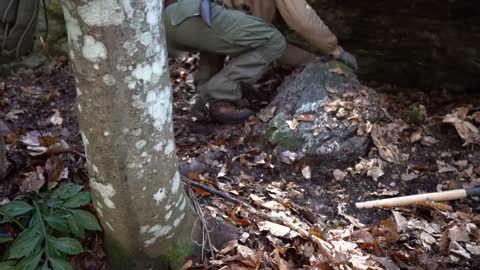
[
  {"x1": 291, "y1": 0, "x2": 480, "y2": 90},
  {"x1": 61, "y1": 1, "x2": 194, "y2": 269}
]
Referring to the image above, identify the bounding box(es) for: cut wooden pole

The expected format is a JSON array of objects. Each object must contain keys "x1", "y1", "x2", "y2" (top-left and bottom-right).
[{"x1": 356, "y1": 188, "x2": 480, "y2": 209}]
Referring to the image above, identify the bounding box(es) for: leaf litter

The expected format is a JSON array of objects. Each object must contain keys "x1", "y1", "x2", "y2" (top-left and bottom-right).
[{"x1": 1, "y1": 57, "x2": 479, "y2": 269}]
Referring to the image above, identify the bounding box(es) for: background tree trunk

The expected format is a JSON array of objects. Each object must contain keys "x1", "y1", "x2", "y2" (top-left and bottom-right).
[
  {"x1": 286, "y1": 0, "x2": 480, "y2": 90},
  {"x1": 61, "y1": 1, "x2": 194, "y2": 269}
]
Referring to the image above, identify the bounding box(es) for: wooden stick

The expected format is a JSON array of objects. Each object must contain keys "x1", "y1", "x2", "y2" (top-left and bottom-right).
[
  {"x1": 181, "y1": 176, "x2": 251, "y2": 208},
  {"x1": 356, "y1": 189, "x2": 473, "y2": 209}
]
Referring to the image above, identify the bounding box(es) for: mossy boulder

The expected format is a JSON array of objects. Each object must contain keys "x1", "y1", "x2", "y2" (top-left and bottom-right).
[{"x1": 256, "y1": 61, "x2": 383, "y2": 168}]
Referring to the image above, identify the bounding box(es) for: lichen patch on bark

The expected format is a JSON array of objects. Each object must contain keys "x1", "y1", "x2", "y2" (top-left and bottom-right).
[
  {"x1": 144, "y1": 225, "x2": 173, "y2": 247},
  {"x1": 90, "y1": 178, "x2": 117, "y2": 208},
  {"x1": 81, "y1": 35, "x2": 107, "y2": 63},
  {"x1": 153, "y1": 187, "x2": 167, "y2": 205},
  {"x1": 171, "y1": 172, "x2": 181, "y2": 194},
  {"x1": 77, "y1": 0, "x2": 125, "y2": 26},
  {"x1": 62, "y1": 4, "x2": 82, "y2": 50}
]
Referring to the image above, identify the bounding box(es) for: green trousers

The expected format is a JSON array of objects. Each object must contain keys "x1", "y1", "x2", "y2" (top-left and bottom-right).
[{"x1": 164, "y1": 0, "x2": 286, "y2": 103}]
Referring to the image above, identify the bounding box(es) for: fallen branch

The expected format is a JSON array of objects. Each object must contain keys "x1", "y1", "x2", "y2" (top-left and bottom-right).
[
  {"x1": 181, "y1": 176, "x2": 250, "y2": 208},
  {"x1": 181, "y1": 175, "x2": 337, "y2": 263},
  {"x1": 356, "y1": 188, "x2": 480, "y2": 209}
]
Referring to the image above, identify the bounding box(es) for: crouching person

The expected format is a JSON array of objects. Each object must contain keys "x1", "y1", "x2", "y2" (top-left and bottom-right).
[{"x1": 164, "y1": 0, "x2": 357, "y2": 124}]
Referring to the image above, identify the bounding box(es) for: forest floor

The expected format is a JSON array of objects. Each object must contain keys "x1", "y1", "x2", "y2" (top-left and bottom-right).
[{"x1": 0, "y1": 56, "x2": 479, "y2": 269}]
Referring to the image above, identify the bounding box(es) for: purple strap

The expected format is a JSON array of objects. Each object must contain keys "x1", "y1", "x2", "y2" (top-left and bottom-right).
[{"x1": 200, "y1": 0, "x2": 212, "y2": 26}]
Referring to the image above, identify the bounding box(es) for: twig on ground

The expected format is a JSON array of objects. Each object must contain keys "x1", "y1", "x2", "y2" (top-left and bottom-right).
[
  {"x1": 181, "y1": 176, "x2": 250, "y2": 208},
  {"x1": 380, "y1": 106, "x2": 395, "y2": 122},
  {"x1": 181, "y1": 175, "x2": 337, "y2": 264},
  {"x1": 187, "y1": 188, "x2": 215, "y2": 261}
]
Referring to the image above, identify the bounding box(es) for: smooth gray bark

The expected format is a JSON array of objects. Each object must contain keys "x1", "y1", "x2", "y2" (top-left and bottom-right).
[{"x1": 61, "y1": 1, "x2": 194, "y2": 268}]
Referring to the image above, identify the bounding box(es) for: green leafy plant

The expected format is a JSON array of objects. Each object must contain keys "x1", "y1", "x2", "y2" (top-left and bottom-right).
[{"x1": 0, "y1": 183, "x2": 102, "y2": 270}]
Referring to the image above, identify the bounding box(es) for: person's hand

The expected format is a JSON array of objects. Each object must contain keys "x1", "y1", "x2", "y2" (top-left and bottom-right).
[{"x1": 332, "y1": 46, "x2": 358, "y2": 71}]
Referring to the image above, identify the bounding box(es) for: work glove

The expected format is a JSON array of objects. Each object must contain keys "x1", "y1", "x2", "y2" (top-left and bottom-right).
[{"x1": 334, "y1": 47, "x2": 358, "y2": 71}]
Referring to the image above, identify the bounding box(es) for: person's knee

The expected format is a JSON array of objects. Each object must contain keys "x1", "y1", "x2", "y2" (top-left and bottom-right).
[{"x1": 262, "y1": 29, "x2": 286, "y2": 62}]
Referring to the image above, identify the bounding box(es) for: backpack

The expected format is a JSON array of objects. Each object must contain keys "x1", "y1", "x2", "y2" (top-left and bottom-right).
[{"x1": 0, "y1": 0, "x2": 41, "y2": 64}]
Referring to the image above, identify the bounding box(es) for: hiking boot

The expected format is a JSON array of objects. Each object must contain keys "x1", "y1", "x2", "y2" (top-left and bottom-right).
[
  {"x1": 191, "y1": 96, "x2": 211, "y2": 122},
  {"x1": 210, "y1": 101, "x2": 253, "y2": 124}
]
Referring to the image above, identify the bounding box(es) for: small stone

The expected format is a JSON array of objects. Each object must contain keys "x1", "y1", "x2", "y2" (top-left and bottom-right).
[
  {"x1": 333, "y1": 169, "x2": 346, "y2": 181},
  {"x1": 239, "y1": 232, "x2": 250, "y2": 243},
  {"x1": 302, "y1": 166, "x2": 312, "y2": 180},
  {"x1": 279, "y1": 151, "x2": 300, "y2": 165}
]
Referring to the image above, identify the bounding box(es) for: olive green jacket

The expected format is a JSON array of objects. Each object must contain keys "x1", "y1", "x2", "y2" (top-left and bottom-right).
[{"x1": 221, "y1": 0, "x2": 338, "y2": 55}]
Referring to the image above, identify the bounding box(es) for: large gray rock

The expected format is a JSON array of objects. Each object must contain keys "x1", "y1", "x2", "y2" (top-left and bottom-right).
[{"x1": 255, "y1": 62, "x2": 383, "y2": 168}]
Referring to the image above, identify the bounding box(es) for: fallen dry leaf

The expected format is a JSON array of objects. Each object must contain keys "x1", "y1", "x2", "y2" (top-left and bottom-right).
[
  {"x1": 372, "y1": 256, "x2": 400, "y2": 270},
  {"x1": 5, "y1": 109, "x2": 24, "y2": 121},
  {"x1": 219, "y1": 240, "x2": 239, "y2": 255},
  {"x1": 49, "y1": 109, "x2": 64, "y2": 126},
  {"x1": 258, "y1": 106, "x2": 277, "y2": 123},
  {"x1": 449, "y1": 241, "x2": 471, "y2": 259},
  {"x1": 466, "y1": 243, "x2": 480, "y2": 255},
  {"x1": 182, "y1": 260, "x2": 193, "y2": 270},
  {"x1": 473, "y1": 111, "x2": 480, "y2": 124},
  {"x1": 45, "y1": 155, "x2": 66, "y2": 189},
  {"x1": 249, "y1": 194, "x2": 265, "y2": 205},
  {"x1": 286, "y1": 119, "x2": 298, "y2": 130},
  {"x1": 392, "y1": 211, "x2": 408, "y2": 233},
  {"x1": 338, "y1": 203, "x2": 366, "y2": 229},
  {"x1": 262, "y1": 201, "x2": 287, "y2": 211},
  {"x1": 371, "y1": 123, "x2": 406, "y2": 163},
  {"x1": 410, "y1": 130, "x2": 423, "y2": 143},
  {"x1": 333, "y1": 169, "x2": 346, "y2": 181},
  {"x1": 301, "y1": 166, "x2": 312, "y2": 180},
  {"x1": 237, "y1": 245, "x2": 261, "y2": 268},
  {"x1": 448, "y1": 225, "x2": 471, "y2": 242},
  {"x1": 443, "y1": 109, "x2": 479, "y2": 145},
  {"x1": 20, "y1": 132, "x2": 74, "y2": 156},
  {"x1": 455, "y1": 160, "x2": 469, "y2": 170},
  {"x1": 416, "y1": 201, "x2": 453, "y2": 212},
  {"x1": 20, "y1": 167, "x2": 46, "y2": 193},
  {"x1": 272, "y1": 249, "x2": 290, "y2": 270},
  {"x1": 421, "y1": 136, "x2": 439, "y2": 146},
  {"x1": 437, "y1": 160, "x2": 458, "y2": 173},
  {"x1": 354, "y1": 158, "x2": 385, "y2": 181},
  {"x1": 364, "y1": 189, "x2": 400, "y2": 197},
  {"x1": 372, "y1": 219, "x2": 400, "y2": 244},
  {"x1": 279, "y1": 151, "x2": 301, "y2": 165},
  {"x1": 258, "y1": 221, "x2": 291, "y2": 237},
  {"x1": 353, "y1": 230, "x2": 376, "y2": 245},
  {"x1": 368, "y1": 166, "x2": 384, "y2": 181},
  {"x1": 250, "y1": 194, "x2": 286, "y2": 211},
  {"x1": 400, "y1": 172, "x2": 418, "y2": 182},
  {"x1": 239, "y1": 232, "x2": 249, "y2": 243}
]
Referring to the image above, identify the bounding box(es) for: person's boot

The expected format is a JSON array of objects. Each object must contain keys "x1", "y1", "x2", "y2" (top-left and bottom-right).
[
  {"x1": 191, "y1": 94, "x2": 211, "y2": 122},
  {"x1": 209, "y1": 100, "x2": 253, "y2": 124}
]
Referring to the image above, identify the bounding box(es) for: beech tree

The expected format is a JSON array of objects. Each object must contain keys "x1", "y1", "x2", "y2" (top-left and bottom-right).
[{"x1": 60, "y1": 0, "x2": 194, "y2": 268}]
